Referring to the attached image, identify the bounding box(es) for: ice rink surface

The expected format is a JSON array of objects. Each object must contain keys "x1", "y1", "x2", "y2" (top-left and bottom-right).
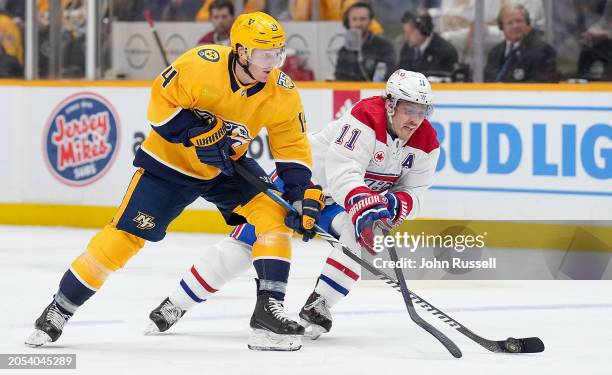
[{"x1": 1, "y1": 225, "x2": 611, "y2": 375}]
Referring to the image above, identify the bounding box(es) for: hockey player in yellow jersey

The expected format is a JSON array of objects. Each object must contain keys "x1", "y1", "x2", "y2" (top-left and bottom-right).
[{"x1": 25, "y1": 12, "x2": 325, "y2": 352}]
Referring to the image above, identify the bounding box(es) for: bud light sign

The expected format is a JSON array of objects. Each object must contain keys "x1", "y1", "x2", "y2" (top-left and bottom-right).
[{"x1": 44, "y1": 92, "x2": 121, "y2": 186}]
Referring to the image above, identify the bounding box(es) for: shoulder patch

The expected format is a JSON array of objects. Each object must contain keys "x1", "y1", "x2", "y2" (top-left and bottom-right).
[
  {"x1": 197, "y1": 48, "x2": 220, "y2": 62},
  {"x1": 277, "y1": 71, "x2": 295, "y2": 89},
  {"x1": 350, "y1": 96, "x2": 388, "y2": 144},
  {"x1": 406, "y1": 119, "x2": 440, "y2": 154}
]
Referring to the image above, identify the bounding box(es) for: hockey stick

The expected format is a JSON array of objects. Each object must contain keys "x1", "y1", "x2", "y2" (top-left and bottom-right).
[
  {"x1": 233, "y1": 161, "x2": 545, "y2": 355},
  {"x1": 232, "y1": 161, "x2": 461, "y2": 358},
  {"x1": 144, "y1": 10, "x2": 170, "y2": 67},
  {"x1": 375, "y1": 221, "x2": 462, "y2": 358},
  {"x1": 372, "y1": 221, "x2": 544, "y2": 354}
]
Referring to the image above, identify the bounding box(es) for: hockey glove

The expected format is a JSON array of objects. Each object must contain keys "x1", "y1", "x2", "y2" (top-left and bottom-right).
[
  {"x1": 284, "y1": 185, "x2": 326, "y2": 242},
  {"x1": 384, "y1": 192, "x2": 413, "y2": 227},
  {"x1": 187, "y1": 113, "x2": 235, "y2": 176},
  {"x1": 346, "y1": 189, "x2": 391, "y2": 255}
]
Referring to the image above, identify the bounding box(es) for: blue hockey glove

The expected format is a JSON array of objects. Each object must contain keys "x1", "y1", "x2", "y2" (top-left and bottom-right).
[
  {"x1": 384, "y1": 191, "x2": 413, "y2": 227},
  {"x1": 346, "y1": 188, "x2": 391, "y2": 254},
  {"x1": 187, "y1": 113, "x2": 234, "y2": 176}
]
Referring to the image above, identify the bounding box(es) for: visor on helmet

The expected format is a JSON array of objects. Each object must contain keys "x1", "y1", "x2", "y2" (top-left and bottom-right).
[
  {"x1": 395, "y1": 101, "x2": 428, "y2": 119},
  {"x1": 247, "y1": 46, "x2": 287, "y2": 69}
]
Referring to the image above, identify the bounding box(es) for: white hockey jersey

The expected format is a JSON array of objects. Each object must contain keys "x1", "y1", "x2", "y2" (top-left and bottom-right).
[{"x1": 308, "y1": 96, "x2": 440, "y2": 220}]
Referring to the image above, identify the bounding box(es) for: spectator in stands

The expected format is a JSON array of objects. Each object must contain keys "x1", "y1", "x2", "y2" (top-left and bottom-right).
[
  {"x1": 109, "y1": 0, "x2": 152, "y2": 21},
  {"x1": 397, "y1": 11, "x2": 458, "y2": 78},
  {"x1": 281, "y1": 48, "x2": 314, "y2": 80},
  {"x1": 0, "y1": 0, "x2": 25, "y2": 22},
  {"x1": 62, "y1": 0, "x2": 86, "y2": 77},
  {"x1": 196, "y1": 0, "x2": 264, "y2": 21},
  {"x1": 197, "y1": 0, "x2": 233, "y2": 46},
  {"x1": 333, "y1": 1, "x2": 395, "y2": 81},
  {"x1": 289, "y1": 0, "x2": 384, "y2": 34},
  {"x1": 0, "y1": 11, "x2": 23, "y2": 78},
  {"x1": 0, "y1": 9, "x2": 23, "y2": 68},
  {"x1": 0, "y1": 36, "x2": 22, "y2": 77},
  {"x1": 484, "y1": 4, "x2": 557, "y2": 82},
  {"x1": 577, "y1": 0, "x2": 612, "y2": 80},
  {"x1": 161, "y1": 0, "x2": 193, "y2": 21},
  {"x1": 440, "y1": 0, "x2": 545, "y2": 64}
]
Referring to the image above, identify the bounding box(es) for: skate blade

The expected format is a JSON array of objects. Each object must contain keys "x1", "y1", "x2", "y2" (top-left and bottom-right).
[
  {"x1": 300, "y1": 318, "x2": 327, "y2": 340},
  {"x1": 144, "y1": 322, "x2": 162, "y2": 335},
  {"x1": 247, "y1": 329, "x2": 302, "y2": 351},
  {"x1": 24, "y1": 330, "x2": 52, "y2": 348}
]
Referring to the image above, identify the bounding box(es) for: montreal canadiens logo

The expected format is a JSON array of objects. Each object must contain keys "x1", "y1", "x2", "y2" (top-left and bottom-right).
[{"x1": 44, "y1": 92, "x2": 121, "y2": 186}]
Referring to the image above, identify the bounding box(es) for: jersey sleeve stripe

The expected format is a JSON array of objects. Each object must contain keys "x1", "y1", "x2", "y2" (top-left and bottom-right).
[
  {"x1": 149, "y1": 107, "x2": 183, "y2": 127},
  {"x1": 273, "y1": 159, "x2": 312, "y2": 170},
  {"x1": 150, "y1": 109, "x2": 202, "y2": 144},
  {"x1": 364, "y1": 172, "x2": 400, "y2": 182}
]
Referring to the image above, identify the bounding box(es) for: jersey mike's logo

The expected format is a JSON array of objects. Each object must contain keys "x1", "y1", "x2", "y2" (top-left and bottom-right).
[{"x1": 44, "y1": 92, "x2": 121, "y2": 186}]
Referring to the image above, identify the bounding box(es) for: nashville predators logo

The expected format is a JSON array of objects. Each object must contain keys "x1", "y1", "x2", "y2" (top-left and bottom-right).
[
  {"x1": 133, "y1": 212, "x2": 156, "y2": 230},
  {"x1": 225, "y1": 121, "x2": 252, "y2": 149},
  {"x1": 198, "y1": 48, "x2": 220, "y2": 62},
  {"x1": 277, "y1": 72, "x2": 295, "y2": 89}
]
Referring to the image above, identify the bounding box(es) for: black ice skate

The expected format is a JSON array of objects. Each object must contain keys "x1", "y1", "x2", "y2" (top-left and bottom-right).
[
  {"x1": 25, "y1": 299, "x2": 72, "y2": 347},
  {"x1": 248, "y1": 291, "x2": 304, "y2": 351},
  {"x1": 145, "y1": 297, "x2": 186, "y2": 334},
  {"x1": 299, "y1": 292, "x2": 332, "y2": 340}
]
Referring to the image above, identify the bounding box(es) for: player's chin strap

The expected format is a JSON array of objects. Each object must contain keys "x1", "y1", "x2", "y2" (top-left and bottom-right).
[
  {"x1": 232, "y1": 159, "x2": 545, "y2": 357},
  {"x1": 386, "y1": 97, "x2": 399, "y2": 139},
  {"x1": 235, "y1": 48, "x2": 257, "y2": 82}
]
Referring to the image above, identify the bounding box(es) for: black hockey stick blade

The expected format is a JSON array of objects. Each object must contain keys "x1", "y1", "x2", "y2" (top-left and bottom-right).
[{"x1": 499, "y1": 337, "x2": 545, "y2": 353}]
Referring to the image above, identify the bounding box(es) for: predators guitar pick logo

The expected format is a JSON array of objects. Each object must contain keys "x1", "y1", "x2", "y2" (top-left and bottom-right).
[
  {"x1": 133, "y1": 211, "x2": 156, "y2": 230},
  {"x1": 198, "y1": 48, "x2": 220, "y2": 62}
]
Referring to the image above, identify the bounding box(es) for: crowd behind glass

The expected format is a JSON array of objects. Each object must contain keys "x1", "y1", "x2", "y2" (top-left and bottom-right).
[{"x1": 0, "y1": 0, "x2": 610, "y2": 82}]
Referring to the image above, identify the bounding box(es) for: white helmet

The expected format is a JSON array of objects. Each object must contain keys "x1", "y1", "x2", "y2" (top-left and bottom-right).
[{"x1": 385, "y1": 69, "x2": 434, "y2": 118}]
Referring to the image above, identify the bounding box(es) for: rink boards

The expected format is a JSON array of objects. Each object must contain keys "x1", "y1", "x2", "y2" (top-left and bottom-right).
[{"x1": 0, "y1": 81, "x2": 610, "y2": 250}]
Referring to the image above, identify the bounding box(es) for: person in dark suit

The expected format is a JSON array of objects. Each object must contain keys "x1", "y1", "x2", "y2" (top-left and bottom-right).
[
  {"x1": 334, "y1": 2, "x2": 396, "y2": 82},
  {"x1": 397, "y1": 11, "x2": 458, "y2": 78},
  {"x1": 484, "y1": 4, "x2": 558, "y2": 83},
  {"x1": 577, "y1": 0, "x2": 612, "y2": 81}
]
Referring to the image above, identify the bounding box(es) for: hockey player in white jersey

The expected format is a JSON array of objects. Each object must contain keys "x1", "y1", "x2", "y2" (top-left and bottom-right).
[{"x1": 146, "y1": 69, "x2": 440, "y2": 342}]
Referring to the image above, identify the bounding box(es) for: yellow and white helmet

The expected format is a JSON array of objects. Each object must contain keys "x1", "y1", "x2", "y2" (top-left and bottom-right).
[{"x1": 230, "y1": 12, "x2": 286, "y2": 69}]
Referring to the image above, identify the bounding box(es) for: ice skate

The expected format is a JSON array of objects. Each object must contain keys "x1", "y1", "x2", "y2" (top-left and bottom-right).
[
  {"x1": 25, "y1": 299, "x2": 72, "y2": 347},
  {"x1": 248, "y1": 291, "x2": 304, "y2": 351},
  {"x1": 299, "y1": 292, "x2": 332, "y2": 340},
  {"x1": 145, "y1": 297, "x2": 186, "y2": 334}
]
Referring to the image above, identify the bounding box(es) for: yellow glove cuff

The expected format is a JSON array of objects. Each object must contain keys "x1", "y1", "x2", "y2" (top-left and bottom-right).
[{"x1": 190, "y1": 118, "x2": 226, "y2": 147}]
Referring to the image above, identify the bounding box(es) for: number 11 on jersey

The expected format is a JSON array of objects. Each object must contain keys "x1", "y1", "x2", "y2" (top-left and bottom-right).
[{"x1": 334, "y1": 125, "x2": 361, "y2": 151}]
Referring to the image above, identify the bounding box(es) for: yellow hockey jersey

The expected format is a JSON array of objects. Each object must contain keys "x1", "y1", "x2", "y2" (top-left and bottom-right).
[{"x1": 135, "y1": 45, "x2": 312, "y2": 184}]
